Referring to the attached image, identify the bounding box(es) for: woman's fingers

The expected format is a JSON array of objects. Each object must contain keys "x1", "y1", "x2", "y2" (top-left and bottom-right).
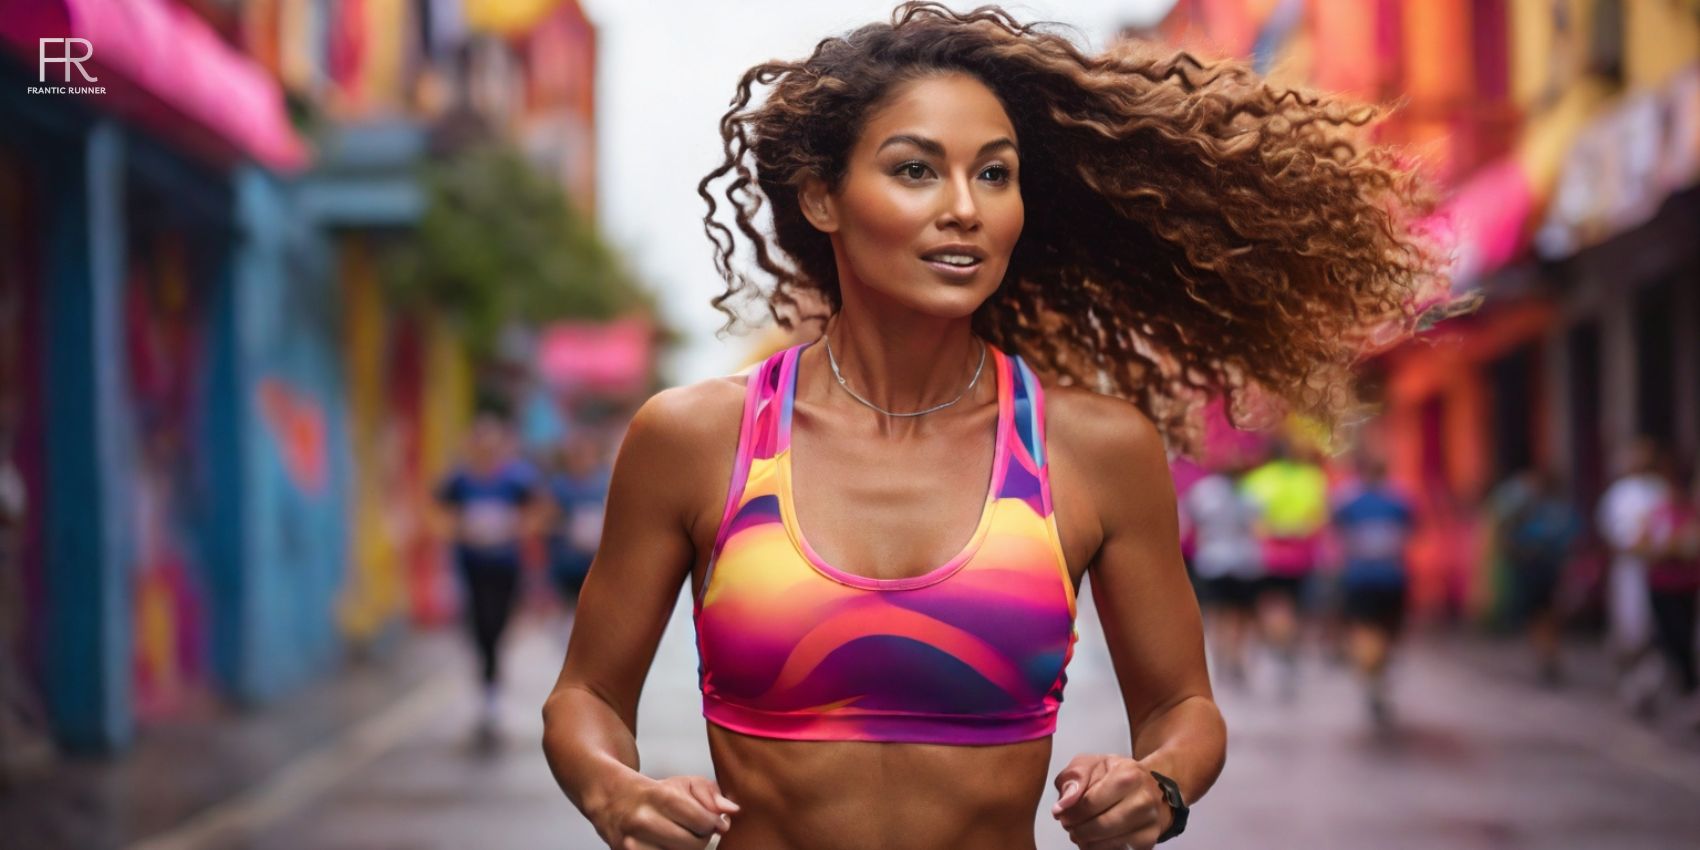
[
  {"x1": 1064, "y1": 788, "x2": 1163, "y2": 843},
  {"x1": 651, "y1": 782, "x2": 729, "y2": 839},
  {"x1": 684, "y1": 776, "x2": 740, "y2": 818},
  {"x1": 1052, "y1": 754, "x2": 1109, "y2": 815},
  {"x1": 625, "y1": 807, "x2": 716, "y2": 850}
]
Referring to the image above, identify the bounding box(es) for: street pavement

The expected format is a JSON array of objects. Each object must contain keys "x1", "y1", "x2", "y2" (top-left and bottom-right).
[{"x1": 12, "y1": 581, "x2": 1700, "y2": 850}]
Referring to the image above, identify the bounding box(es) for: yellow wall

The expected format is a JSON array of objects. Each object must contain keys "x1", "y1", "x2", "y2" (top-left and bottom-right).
[
  {"x1": 337, "y1": 237, "x2": 405, "y2": 642},
  {"x1": 1625, "y1": 0, "x2": 1700, "y2": 88}
]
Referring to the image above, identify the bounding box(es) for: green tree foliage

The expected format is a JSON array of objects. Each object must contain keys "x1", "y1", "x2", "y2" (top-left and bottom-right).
[{"x1": 381, "y1": 143, "x2": 654, "y2": 362}]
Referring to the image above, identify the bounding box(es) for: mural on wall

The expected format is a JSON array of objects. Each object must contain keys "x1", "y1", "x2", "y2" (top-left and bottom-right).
[
  {"x1": 338, "y1": 238, "x2": 474, "y2": 636},
  {"x1": 257, "y1": 377, "x2": 329, "y2": 496},
  {"x1": 414, "y1": 316, "x2": 474, "y2": 624},
  {"x1": 123, "y1": 228, "x2": 212, "y2": 722},
  {"x1": 339, "y1": 239, "x2": 428, "y2": 640}
]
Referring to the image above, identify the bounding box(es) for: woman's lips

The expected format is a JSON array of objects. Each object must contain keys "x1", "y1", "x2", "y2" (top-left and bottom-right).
[{"x1": 921, "y1": 256, "x2": 983, "y2": 280}]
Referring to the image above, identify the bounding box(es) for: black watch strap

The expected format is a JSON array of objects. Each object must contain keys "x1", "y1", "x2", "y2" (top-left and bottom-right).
[{"x1": 1149, "y1": 770, "x2": 1189, "y2": 843}]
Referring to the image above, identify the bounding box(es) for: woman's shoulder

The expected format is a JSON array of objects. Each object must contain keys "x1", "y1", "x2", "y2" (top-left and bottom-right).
[
  {"x1": 1034, "y1": 377, "x2": 1165, "y2": 468},
  {"x1": 626, "y1": 370, "x2": 751, "y2": 457}
]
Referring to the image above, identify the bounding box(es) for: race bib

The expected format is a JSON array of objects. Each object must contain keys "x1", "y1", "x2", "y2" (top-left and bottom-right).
[
  {"x1": 462, "y1": 501, "x2": 520, "y2": 547},
  {"x1": 566, "y1": 504, "x2": 605, "y2": 551}
]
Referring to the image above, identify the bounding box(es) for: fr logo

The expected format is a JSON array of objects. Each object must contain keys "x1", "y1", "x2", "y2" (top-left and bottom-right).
[{"x1": 39, "y1": 38, "x2": 97, "y2": 83}]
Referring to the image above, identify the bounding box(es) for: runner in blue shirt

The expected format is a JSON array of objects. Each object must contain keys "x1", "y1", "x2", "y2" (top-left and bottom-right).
[
  {"x1": 1331, "y1": 455, "x2": 1415, "y2": 729},
  {"x1": 545, "y1": 432, "x2": 612, "y2": 610},
  {"x1": 434, "y1": 413, "x2": 543, "y2": 743}
]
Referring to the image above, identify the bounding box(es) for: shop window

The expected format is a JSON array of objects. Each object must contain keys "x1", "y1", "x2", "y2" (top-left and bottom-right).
[
  {"x1": 1634, "y1": 278, "x2": 1677, "y2": 446},
  {"x1": 1567, "y1": 320, "x2": 1604, "y2": 508},
  {"x1": 1587, "y1": 0, "x2": 1625, "y2": 84},
  {"x1": 1488, "y1": 343, "x2": 1537, "y2": 480}
]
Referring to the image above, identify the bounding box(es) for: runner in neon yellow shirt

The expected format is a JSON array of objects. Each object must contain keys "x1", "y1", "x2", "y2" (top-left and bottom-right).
[{"x1": 1239, "y1": 441, "x2": 1329, "y2": 700}]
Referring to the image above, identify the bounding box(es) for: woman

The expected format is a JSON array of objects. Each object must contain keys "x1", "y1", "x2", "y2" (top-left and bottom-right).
[
  {"x1": 542, "y1": 4, "x2": 1456, "y2": 849},
  {"x1": 1239, "y1": 437, "x2": 1331, "y2": 700},
  {"x1": 1492, "y1": 467, "x2": 1582, "y2": 686},
  {"x1": 1635, "y1": 460, "x2": 1700, "y2": 725},
  {"x1": 1180, "y1": 462, "x2": 1263, "y2": 689},
  {"x1": 544, "y1": 431, "x2": 613, "y2": 611},
  {"x1": 1329, "y1": 455, "x2": 1416, "y2": 728},
  {"x1": 433, "y1": 413, "x2": 544, "y2": 740}
]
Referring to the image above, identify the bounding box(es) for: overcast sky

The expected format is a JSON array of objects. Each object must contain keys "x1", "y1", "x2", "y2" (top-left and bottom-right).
[{"x1": 578, "y1": 0, "x2": 1177, "y2": 384}]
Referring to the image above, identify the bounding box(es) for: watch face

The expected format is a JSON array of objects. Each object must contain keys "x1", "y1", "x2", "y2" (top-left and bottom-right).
[{"x1": 1152, "y1": 771, "x2": 1185, "y2": 808}]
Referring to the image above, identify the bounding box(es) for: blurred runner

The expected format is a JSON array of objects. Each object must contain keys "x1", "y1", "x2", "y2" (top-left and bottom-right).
[
  {"x1": 1181, "y1": 463, "x2": 1264, "y2": 689},
  {"x1": 1330, "y1": 455, "x2": 1415, "y2": 729},
  {"x1": 1635, "y1": 459, "x2": 1700, "y2": 728},
  {"x1": 1241, "y1": 437, "x2": 1330, "y2": 700},
  {"x1": 433, "y1": 413, "x2": 544, "y2": 743},
  {"x1": 1596, "y1": 437, "x2": 1670, "y2": 715},
  {"x1": 545, "y1": 431, "x2": 612, "y2": 614},
  {"x1": 1491, "y1": 466, "x2": 1583, "y2": 686}
]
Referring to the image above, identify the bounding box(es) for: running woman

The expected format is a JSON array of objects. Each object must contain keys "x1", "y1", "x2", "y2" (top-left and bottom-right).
[
  {"x1": 1181, "y1": 462, "x2": 1264, "y2": 689},
  {"x1": 1330, "y1": 455, "x2": 1416, "y2": 728},
  {"x1": 1240, "y1": 437, "x2": 1331, "y2": 699},
  {"x1": 542, "y1": 5, "x2": 1459, "y2": 849},
  {"x1": 434, "y1": 413, "x2": 543, "y2": 741},
  {"x1": 544, "y1": 431, "x2": 612, "y2": 611},
  {"x1": 1597, "y1": 437, "x2": 1671, "y2": 715},
  {"x1": 1635, "y1": 459, "x2": 1700, "y2": 726}
]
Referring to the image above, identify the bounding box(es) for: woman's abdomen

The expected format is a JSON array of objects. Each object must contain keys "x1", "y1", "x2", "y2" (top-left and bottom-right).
[{"x1": 705, "y1": 723, "x2": 1051, "y2": 850}]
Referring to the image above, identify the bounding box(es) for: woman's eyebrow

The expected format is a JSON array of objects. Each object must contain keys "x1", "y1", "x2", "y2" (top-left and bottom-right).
[{"x1": 876, "y1": 134, "x2": 1019, "y2": 158}]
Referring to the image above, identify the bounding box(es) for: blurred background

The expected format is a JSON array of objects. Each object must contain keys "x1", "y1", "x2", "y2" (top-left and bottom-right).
[{"x1": 0, "y1": 0, "x2": 1698, "y2": 848}]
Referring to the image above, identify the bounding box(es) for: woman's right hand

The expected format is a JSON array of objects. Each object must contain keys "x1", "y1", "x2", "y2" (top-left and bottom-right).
[{"x1": 592, "y1": 773, "x2": 741, "y2": 850}]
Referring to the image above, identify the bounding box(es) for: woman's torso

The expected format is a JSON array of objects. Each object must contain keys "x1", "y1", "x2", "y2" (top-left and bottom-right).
[{"x1": 677, "y1": 342, "x2": 1098, "y2": 850}]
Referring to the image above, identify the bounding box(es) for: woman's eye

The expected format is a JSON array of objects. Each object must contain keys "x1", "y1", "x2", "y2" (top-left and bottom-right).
[{"x1": 892, "y1": 162, "x2": 1013, "y2": 183}]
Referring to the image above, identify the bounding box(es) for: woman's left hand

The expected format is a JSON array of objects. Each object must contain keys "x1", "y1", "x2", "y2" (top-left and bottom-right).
[{"x1": 1050, "y1": 753, "x2": 1171, "y2": 850}]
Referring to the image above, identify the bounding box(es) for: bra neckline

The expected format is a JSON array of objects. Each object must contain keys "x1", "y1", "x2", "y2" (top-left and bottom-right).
[{"x1": 774, "y1": 339, "x2": 1012, "y2": 591}]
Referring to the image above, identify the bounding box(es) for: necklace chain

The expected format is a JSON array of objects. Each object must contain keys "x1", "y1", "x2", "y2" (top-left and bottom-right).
[{"x1": 822, "y1": 333, "x2": 986, "y2": 418}]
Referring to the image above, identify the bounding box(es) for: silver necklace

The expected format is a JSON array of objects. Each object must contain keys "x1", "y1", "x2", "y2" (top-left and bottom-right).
[{"x1": 822, "y1": 333, "x2": 986, "y2": 418}]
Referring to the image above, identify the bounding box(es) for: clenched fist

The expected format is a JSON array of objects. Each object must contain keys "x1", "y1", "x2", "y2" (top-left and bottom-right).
[
  {"x1": 1050, "y1": 753, "x2": 1171, "y2": 850},
  {"x1": 592, "y1": 774, "x2": 740, "y2": 850}
]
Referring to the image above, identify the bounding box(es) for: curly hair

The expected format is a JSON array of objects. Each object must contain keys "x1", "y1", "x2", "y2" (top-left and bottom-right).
[{"x1": 697, "y1": 1, "x2": 1470, "y2": 454}]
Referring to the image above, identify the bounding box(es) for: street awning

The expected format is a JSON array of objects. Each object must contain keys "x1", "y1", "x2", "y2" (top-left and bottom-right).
[
  {"x1": 537, "y1": 317, "x2": 653, "y2": 396},
  {"x1": 0, "y1": 0, "x2": 309, "y2": 171}
]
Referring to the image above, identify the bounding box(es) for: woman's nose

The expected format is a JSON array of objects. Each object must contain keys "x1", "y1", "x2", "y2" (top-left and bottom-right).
[{"x1": 940, "y1": 174, "x2": 981, "y2": 229}]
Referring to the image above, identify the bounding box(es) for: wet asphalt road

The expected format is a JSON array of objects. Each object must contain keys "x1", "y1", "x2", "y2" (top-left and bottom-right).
[{"x1": 170, "y1": 582, "x2": 1700, "y2": 850}]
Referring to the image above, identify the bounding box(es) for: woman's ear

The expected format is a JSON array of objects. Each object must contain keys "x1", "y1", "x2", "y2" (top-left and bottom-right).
[{"x1": 798, "y1": 174, "x2": 839, "y2": 233}]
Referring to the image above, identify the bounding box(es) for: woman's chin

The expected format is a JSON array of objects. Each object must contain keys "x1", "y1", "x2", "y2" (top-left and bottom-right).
[{"x1": 882, "y1": 279, "x2": 999, "y2": 320}]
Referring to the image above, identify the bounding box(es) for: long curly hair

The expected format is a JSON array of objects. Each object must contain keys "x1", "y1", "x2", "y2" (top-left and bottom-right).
[{"x1": 697, "y1": 1, "x2": 1469, "y2": 453}]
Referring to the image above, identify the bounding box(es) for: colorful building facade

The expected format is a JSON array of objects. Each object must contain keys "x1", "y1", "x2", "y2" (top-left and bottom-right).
[
  {"x1": 1141, "y1": 0, "x2": 1700, "y2": 621},
  {"x1": 0, "y1": 0, "x2": 602, "y2": 756}
]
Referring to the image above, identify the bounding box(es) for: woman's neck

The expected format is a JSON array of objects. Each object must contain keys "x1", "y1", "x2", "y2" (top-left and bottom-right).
[{"x1": 815, "y1": 311, "x2": 983, "y2": 417}]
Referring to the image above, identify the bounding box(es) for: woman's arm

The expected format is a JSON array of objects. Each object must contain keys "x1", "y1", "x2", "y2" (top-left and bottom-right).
[
  {"x1": 541, "y1": 382, "x2": 742, "y2": 849},
  {"x1": 1048, "y1": 393, "x2": 1226, "y2": 848}
]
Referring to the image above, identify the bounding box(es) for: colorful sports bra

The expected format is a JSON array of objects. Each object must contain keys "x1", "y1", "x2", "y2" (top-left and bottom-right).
[{"x1": 692, "y1": 340, "x2": 1079, "y2": 745}]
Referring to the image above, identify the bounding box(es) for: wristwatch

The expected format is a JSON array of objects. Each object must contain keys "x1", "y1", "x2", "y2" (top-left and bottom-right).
[{"x1": 1149, "y1": 770, "x2": 1189, "y2": 843}]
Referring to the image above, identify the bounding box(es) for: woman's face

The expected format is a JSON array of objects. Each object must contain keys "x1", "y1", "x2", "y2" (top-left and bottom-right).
[{"x1": 800, "y1": 72, "x2": 1024, "y2": 320}]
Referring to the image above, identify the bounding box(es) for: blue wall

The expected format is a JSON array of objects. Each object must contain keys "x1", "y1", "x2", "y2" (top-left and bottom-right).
[
  {"x1": 5, "y1": 58, "x2": 360, "y2": 750},
  {"x1": 41, "y1": 118, "x2": 134, "y2": 753},
  {"x1": 231, "y1": 168, "x2": 353, "y2": 703}
]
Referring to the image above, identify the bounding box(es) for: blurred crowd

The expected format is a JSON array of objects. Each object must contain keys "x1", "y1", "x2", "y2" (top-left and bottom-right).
[
  {"x1": 1175, "y1": 434, "x2": 1700, "y2": 733},
  {"x1": 427, "y1": 402, "x2": 1700, "y2": 747}
]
